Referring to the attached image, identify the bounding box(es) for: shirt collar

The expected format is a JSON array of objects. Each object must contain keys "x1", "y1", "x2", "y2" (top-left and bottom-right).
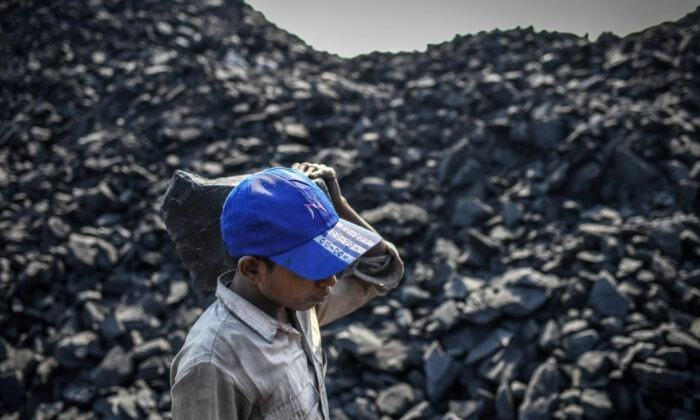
[{"x1": 216, "y1": 270, "x2": 293, "y2": 343}]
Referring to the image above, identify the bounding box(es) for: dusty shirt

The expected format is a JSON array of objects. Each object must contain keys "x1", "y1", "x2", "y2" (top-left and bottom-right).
[{"x1": 170, "y1": 243, "x2": 404, "y2": 420}]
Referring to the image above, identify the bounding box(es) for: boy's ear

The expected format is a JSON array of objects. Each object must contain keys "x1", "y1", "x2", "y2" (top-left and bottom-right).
[{"x1": 237, "y1": 256, "x2": 262, "y2": 284}]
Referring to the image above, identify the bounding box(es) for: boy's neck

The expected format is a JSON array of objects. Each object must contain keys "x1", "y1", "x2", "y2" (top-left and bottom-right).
[{"x1": 229, "y1": 274, "x2": 289, "y2": 324}]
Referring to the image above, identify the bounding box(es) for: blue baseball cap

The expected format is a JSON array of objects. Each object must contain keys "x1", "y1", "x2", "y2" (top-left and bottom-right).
[{"x1": 220, "y1": 167, "x2": 381, "y2": 280}]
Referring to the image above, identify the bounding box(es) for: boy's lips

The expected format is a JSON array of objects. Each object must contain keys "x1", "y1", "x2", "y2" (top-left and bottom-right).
[{"x1": 311, "y1": 293, "x2": 330, "y2": 303}]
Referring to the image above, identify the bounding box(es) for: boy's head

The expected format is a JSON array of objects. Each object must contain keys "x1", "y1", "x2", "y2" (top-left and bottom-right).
[{"x1": 220, "y1": 167, "x2": 381, "y2": 280}]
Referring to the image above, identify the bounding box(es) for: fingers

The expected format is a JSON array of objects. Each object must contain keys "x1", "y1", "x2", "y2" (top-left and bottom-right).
[{"x1": 292, "y1": 162, "x2": 335, "y2": 180}]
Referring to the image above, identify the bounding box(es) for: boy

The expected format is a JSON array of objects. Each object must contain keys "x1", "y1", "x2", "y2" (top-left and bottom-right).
[{"x1": 170, "y1": 162, "x2": 404, "y2": 419}]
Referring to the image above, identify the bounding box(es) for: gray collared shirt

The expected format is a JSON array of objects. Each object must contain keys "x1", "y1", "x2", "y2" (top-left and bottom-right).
[{"x1": 170, "y1": 243, "x2": 404, "y2": 420}]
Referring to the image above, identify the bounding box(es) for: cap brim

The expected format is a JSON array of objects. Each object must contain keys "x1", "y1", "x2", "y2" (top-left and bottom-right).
[{"x1": 269, "y1": 219, "x2": 382, "y2": 280}]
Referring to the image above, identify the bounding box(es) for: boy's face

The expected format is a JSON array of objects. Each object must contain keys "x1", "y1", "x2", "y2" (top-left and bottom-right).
[{"x1": 257, "y1": 262, "x2": 337, "y2": 311}]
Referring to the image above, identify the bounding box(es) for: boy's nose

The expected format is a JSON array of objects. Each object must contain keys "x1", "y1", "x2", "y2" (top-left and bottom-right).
[{"x1": 317, "y1": 275, "x2": 337, "y2": 288}]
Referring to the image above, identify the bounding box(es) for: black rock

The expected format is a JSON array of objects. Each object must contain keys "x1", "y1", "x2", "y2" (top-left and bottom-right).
[
  {"x1": 423, "y1": 341, "x2": 460, "y2": 403},
  {"x1": 90, "y1": 345, "x2": 134, "y2": 390},
  {"x1": 495, "y1": 380, "x2": 516, "y2": 420},
  {"x1": 631, "y1": 362, "x2": 689, "y2": 390},
  {"x1": 465, "y1": 328, "x2": 514, "y2": 365},
  {"x1": 580, "y1": 388, "x2": 614, "y2": 419},
  {"x1": 518, "y1": 358, "x2": 561, "y2": 420},
  {"x1": 62, "y1": 381, "x2": 94, "y2": 406},
  {"x1": 160, "y1": 170, "x2": 331, "y2": 291},
  {"x1": 451, "y1": 198, "x2": 494, "y2": 228},
  {"x1": 53, "y1": 332, "x2": 102, "y2": 369},
  {"x1": 0, "y1": 368, "x2": 25, "y2": 409},
  {"x1": 588, "y1": 271, "x2": 632, "y2": 318},
  {"x1": 564, "y1": 329, "x2": 601, "y2": 361},
  {"x1": 398, "y1": 401, "x2": 435, "y2": 420}
]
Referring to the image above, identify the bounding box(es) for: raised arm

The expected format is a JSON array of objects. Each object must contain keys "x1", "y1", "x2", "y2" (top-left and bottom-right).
[
  {"x1": 291, "y1": 162, "x2": 387, "y2": 257},
  {"x1": 292, "y1": 162, "x2": 404, "y2": 325}
]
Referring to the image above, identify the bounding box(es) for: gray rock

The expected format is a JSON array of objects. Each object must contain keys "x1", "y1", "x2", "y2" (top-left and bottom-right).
[
  {"x1": 530, "y1": 102, "x2": 564, "y2": 150},
  {"x1": 651, "y1": 253, "x2": 678, "y2": 283},
  {"x1": 54, "y1": 331, "x2": 102, "y2": 369},
  {"x1": 344, "y1": 396, "x2": 378, "y2": 420},
  {"x1": 519, "y1": 357, "x2": 561, "y2": 420},
  {"x1": 335, "y1": 324, "x2": 383, "y2": 357},
  {"x1": 619, "y1": 342, "x2": 656, "y2": 371},
  {"x1": 478, "y1": 345, "x2": 525, "y2": 384},
  {"x1": 580, "y1": 388, "x2": 613, "y2": 419},
  {"x1": 104, "y1": 389, "x2": 143, "y2": 420},
  {"x1": 425, "y1": 300, "x2": 461, "y2": 333},
  {"x1": 90, "y1": 345, "x2": 134, "y2": 389},
  {"x1": 538, "y1": 320, "x2": 561, "y2": 351},
  {"x1": 493, "y1": 267, "x2": 561, "y2": 289},
  {"x1": 569, "y1": 162, "x2": 603, "y2": 193},
  {"x1": 631, "y1": 362, "x2": 688, "y2": 390},
  {"x1": 495, "y1": 380, "x2": 516, "y2": 420},
  {"x1": 564, "y1": 329, "x2": 600, "y2": 361},
  {"x1": 576, "y1": 350, "x2": 612, "y2": 379},
  {"x1": 463, "y1": 269, "x2": 557, "y2": 322},
  {"x1": 425, "y1": 261, "x2": 458, "y2": 294},
  {"x1": 376, "y1": 382, "x2": 414, "y2": 417},
  {"x1": 653, "y1": 346, "x2": 688, "y2": 369},
  {"x1": 443, "y1": 276, "x2": 469, "y2": 300},
  {"x1": 649, "y1": 220, "x2": 684, "y2": 259},
  {"x1": 62, "y1": 381, "x2": 94, "y2": 405},
  {"x1": 447, "y1": 399, "x2": 482, "y2": 420},
  {"x1": 560, "y1": 319, "x2": 588, "y2": 336},
  {"x1": 115, "y1": 304, "x2": 158, "y2": 330},
  {"x1": 462, "y1": 288, "x2": 503, "y2": 325},
  {"x1": 361, "y1": 202, "x2": 430, "y2": 238},
  {"x1": 424, "y1": 341, "x2": 460, "y2": 403},
  {"x1": 452, "y1": 159, "x2": 484, "y2": 188},
  {"x1": 501, "y1": 200, "x2": 523, "y2": 227},
  {"x1": 691, "y1": 318, "x2": 700, "y2": 339},
  {"x1": 451, "y1": 197, "x2": 494, "y2": 227},
  {"x1": 166, "y1": 280, "x2": 190, "y2": 305},
  {"x1": 465, "y1": 328, "x2": 514, "y2": 365},
  {"x1": 136, "y1": 356, "x2": 170, "y2": 381},
  {"x1": 615, "y1": 257, "x2": 644, "y2": 278},
  {"x1": 588, "y1": 271, "x2": 631, "y2": 318},
  {"x1": 399, "y1": 285, "x2": 432, "y2": 308},
  {"x1": 614, "y1": 145, "x2": 660, "y2": 187},
  {"x1": 373, "y1": 340, "x2": 411, "y2": 373},
  {"x1": 100, "y1": 315, "x2": 126, "y2": 339},
  {"x1": 498, "y1": 286, "x2": 550, "y2": 317},
  {"x1": 469, "y1": 228, "x2": 505, "y2": 254},
  {"x1": 555, "y1": 404, "x2": 584, "y2": 420},
  {"x1": 67, "y1": 233, "x2": 119, "y2": 270},
  {"x1": 398, "y1": 401, "x2": 434, "y2": 420},
  {"x1": 133, "y1": 338, "x2": 173, "y2": 361},
  {"x1": 665, "y1": 329, "x2": 700, "y2": 359}
]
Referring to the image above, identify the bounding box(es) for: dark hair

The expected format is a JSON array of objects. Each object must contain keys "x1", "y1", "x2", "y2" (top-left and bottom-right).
[{"x1": 256, "y1": 256, "x2": 275, "y2": 272}]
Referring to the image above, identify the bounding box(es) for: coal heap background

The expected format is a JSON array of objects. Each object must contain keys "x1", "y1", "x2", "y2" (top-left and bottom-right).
[{"x1": 1, "y1": 0, "x2": 699, "y2": 418}]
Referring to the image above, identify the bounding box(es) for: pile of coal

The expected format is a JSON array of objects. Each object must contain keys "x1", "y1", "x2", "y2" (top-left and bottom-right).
[{"x1": 1, "y1": 0, "x2": 698, "y2": 418}]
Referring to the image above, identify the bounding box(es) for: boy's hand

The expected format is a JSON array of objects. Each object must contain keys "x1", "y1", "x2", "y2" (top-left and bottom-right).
[
  {"x1": 292, "y1": 162, "x2": 386, "y2": 255},
  {"x1": 292, "y1": 162, "x2": 344, "y2": 207}
]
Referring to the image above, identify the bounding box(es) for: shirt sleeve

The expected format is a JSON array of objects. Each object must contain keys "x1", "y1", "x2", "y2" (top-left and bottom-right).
[
  {"x1": 171, "y1": 363, "x2": 252, "y2": 420},
  {"x1": 316, "y1": 241, "x2": 404, "y2": 326}
]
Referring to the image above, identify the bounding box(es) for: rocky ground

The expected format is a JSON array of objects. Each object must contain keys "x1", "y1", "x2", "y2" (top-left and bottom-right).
[{"x1": 1, "y1": 0, "x2": 699, "y2": 418}]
